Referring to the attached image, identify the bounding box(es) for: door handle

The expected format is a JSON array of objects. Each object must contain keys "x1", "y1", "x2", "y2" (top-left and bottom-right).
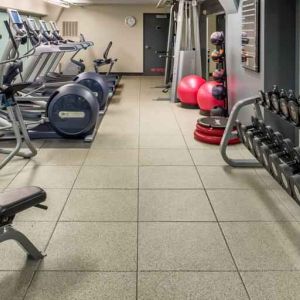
[{"x1": 145, "y1": 45, "x2": 151, "y2": 49}]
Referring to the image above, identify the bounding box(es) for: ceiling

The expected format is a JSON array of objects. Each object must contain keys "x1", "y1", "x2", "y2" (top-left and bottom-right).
[{"x1": 67, "y1": 0, "x2": 159, "y2": 4}]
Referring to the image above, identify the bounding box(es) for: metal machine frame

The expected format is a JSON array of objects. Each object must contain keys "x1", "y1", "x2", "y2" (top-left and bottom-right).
[
  {"x1": 0, "y1": 224, "x2": 45, "y2": 260},
  {"x1": 220, "y1": 96, "x2": 263, "y2": 167},
  {"x1": 170, "y1": 0, "x2": 202, "y2": 102}
]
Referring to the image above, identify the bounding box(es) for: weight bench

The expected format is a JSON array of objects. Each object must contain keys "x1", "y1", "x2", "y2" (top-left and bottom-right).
[{"x1": 0, "y1": 187, "x2": 47, "y2": 260}]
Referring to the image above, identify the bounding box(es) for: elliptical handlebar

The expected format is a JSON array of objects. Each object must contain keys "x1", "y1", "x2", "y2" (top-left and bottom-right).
[{"x1": 3, "y1": 20, "x2": 20, "y2": 62}]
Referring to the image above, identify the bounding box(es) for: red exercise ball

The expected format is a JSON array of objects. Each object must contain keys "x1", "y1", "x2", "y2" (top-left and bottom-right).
[
  {"x1": 197, "y1": 81, "x2": 226, "y2": 114},
  {"x1": 177, "y1": 75, "x2": 206, "y2": 106}
]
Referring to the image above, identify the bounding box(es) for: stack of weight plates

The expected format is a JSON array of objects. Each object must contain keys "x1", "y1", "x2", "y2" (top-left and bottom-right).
[{"x1": 194, "y1": 117, "x2": 240, "y2": 145}]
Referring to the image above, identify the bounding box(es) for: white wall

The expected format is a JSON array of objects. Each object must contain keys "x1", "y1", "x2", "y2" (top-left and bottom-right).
[
  {"x1": 0, "y1": 0, "x2": 49, "y2": 16},
  {"x1": 50, "y1": 5, "x2": 168, "y2": 73}
]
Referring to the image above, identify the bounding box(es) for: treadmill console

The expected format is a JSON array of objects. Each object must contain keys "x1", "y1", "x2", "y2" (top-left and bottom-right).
[
  {"x1": 39, "y1": 20, "x2": 55, "y2": 42},
  {"x1": 7, "y1": 9, "x2": 26, "y2": 36},
  {"x1": 27, "y1": 18, "x2": 39, "y2": 32},
  {"x1": 25, "y1": 17, "x2": 40, "y2": 46},
  {"x1": 49, "y1": 21, "x2": 64, "y2": 41},
  {"x1": 9, "y1": 9, "x2": 22, "y2": 25}
]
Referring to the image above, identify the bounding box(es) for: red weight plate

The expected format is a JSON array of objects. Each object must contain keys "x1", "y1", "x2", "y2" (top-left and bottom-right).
[
  {"x1": 194, "y1": 130, "x2": 240, "y2": 145},
  {"x1": 196, "y1": 124, "x2": 225, "y2": 137}
]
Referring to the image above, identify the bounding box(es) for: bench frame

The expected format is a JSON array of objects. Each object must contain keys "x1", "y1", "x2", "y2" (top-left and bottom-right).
[{"x1": 0, "y1": 223, "x2": 45, "y2": 260}]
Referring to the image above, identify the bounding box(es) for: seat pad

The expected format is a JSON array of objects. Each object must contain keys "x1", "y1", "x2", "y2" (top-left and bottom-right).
[{"x1": 0, "y1": 187, "x2": 46, "y2": 217}]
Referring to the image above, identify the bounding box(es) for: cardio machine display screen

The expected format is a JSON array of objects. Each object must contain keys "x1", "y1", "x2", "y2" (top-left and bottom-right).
[
  {"x1": 29, "y1": 19, "x2": 38, "y2": 31},
  {"x1": 51, "y1": 22, "x2": 58, "y2": 31},
  {"x1": 10, "y1": 10, "x2": 23, "y2": 25},
  {"x1": 42, "y1": 21, "x2": 51, "y2": 32}
]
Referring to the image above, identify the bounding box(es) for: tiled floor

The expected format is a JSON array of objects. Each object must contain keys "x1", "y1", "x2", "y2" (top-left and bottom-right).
[{"x1": 1, "y1": 76, "x2": 300, "y2": 299}]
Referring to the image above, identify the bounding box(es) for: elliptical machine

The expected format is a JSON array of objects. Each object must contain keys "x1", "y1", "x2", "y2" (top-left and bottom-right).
[
  {"x1": 0, "y1": 10, "x2": 101, "y2": 142},
  {"x1": 17, "y1": 14, "x2": 109, "y2": 112}
]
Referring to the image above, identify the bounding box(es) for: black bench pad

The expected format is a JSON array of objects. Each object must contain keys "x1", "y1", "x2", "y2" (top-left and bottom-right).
[{"x1": 0, "y1": 187, "x2": 46, "y2": 218}]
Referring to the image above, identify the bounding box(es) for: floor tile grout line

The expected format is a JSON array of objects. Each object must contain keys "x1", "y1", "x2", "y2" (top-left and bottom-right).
[
  {"x1": 22, "y1": 142, "x2": 91, "y2": 300},
  {"x1": 3, "y1": 140, "x2": 47, "y2": 190},
  {"x1": 3, "y1": 269, "x2": 300, "y2": 273},
  {"x1": 136, "y1": 76, "x2": 142, "y2": 300},
  {"x1": 14, "y1": 220, "x2": 300, "y2": 224},
  {"x1": 171, "y1": 104, "x2": 252, "y2": 300}
]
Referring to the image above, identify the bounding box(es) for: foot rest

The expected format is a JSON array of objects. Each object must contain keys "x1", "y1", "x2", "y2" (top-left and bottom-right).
[{"x1": 0, "y1": 187, "x2": 46, "y2": 218}]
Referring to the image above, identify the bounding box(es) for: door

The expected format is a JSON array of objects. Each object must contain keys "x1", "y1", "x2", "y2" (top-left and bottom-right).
[{"x1": 143, "y1": 13, "x2": 170, "y2": 76}]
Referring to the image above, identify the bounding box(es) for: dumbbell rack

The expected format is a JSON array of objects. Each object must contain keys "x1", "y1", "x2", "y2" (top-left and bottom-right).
[{"x1": 220, "y1": 95, "x2": 300, "y2": 205}]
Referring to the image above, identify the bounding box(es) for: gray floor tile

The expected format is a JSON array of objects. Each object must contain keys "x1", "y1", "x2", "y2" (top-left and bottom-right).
[
  {"x1": 190, "y1": 149, "x2": 244, "y2": 166},
  {"x1": 139, "y1": 149, "x2": 193, "y2": 166},
  {"x1": 139, "y1": 190, "x2": 215, "y2": 221},
  {"x1": 41, "y1": 222, "x2": 137, "y2": 271},
  {"x1": 140, "y1": 122, "x2": 181, "y2": 135},
  {"x1": 0, "y1": 222, "x2": 55, "y2": 270},
  {"x1": 138, "y1": 272, "x2": 248, "y2": 300},
  {"x1": 100, "y1": 120, "x2": 139, "y2": 135},
  {"x1": 15, "y1": 189, "x2": 70, "y2": 222},
  {"x1": 139, "y1": 135, "x2": 186, "y2": 149},
  {"x1": 184, "y1": 135, "x2": 220, "y2": 149},
  {"x1": 241, "y1": 271, "x2": 300, "y2": 300},
  {"x1": 208, "y1": 189, "x2": 294, "y2": 221},
  {"x1": 74, "y1": 166, "x2": 138, "y2": 189},
  {"x1": 255, "y1": 168, "x2": 282, "y2": 189},
  {"x1": 273, "y1": 189, "x2": 300, "y2": 221},
  {"x1": 139, "y1": 166, "x2": 203, "y2": 189},
  {"x1": 222, "y1": 222, "x2": 300, "y2": 271},
  {"x1": 138, "y1": 222, "x2": 235, "y2": 271},
  {"x1": 0, "y1": 163, "x2": 25, "y2": 189},
  {"x1": 42, "y1": 139, "x2": 90, "y2": 149},
  {"x1": 61, "y1": 189, "x2": 137, "y2": 221},
  {"x1": 28, "y1": 149, "x2": 88, "y2": 166},
  {"x1": 0, "y1": 271, "x2": 33, "y2": 300},
  {"x1": 85, "y1": 149, "x2": 138, "y2": 166},
  {"x1": 91, "y1": 134, "x2": 139, "y2": 149},
  {"x1": 197, "y1": 166, "x2": 266, "y2": 189},
  {"x1": 9, "y1": 166, "x2": 80, "y2": 189},
  {"x1": 25, "y1": 271, "x2": 136, "y2": 300}
]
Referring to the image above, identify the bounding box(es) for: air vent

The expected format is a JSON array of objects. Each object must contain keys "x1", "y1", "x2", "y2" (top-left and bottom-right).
[{"x1": 62, "y1": 21, "x2": 78, "y2": 37}]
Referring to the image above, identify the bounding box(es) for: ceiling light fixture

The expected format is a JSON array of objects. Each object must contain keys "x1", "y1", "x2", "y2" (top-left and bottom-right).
[{"x1": 45, "y1": 0, "x2": 71, "y2": 8}]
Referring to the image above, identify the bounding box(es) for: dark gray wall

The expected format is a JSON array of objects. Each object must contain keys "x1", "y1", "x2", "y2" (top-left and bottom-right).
[
  {"x1": 225, "y1": 0, "x2": 297, "y2": 125},
  {"x1": 225, "y1": 0, "x2": 264, "y2": 119},
  {"x1": 297, "y1": 0, "x2": 300, "y2": 93},
  {"x1": 264, "y1": 0, "x2": 296, "y2": 90}
]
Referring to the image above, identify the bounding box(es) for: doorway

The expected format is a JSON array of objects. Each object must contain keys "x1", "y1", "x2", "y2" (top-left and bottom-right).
[{"x1": 143, "y1": 13, "x2": 170, "y2": 76}]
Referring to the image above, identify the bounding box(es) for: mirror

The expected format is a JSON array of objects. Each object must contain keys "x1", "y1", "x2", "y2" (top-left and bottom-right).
[{"x1": 241, "y1": 0, "x2": 260, "y2": 72}]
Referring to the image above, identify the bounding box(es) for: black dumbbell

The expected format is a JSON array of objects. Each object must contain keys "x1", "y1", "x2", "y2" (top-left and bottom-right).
[
  {"x1": 270, "y1": 86, "x2": 281, "y2": 114},
  {"x1": 279, "y1": 89, "x2": 290, "y2": 120},
  {"x1": 260, "y1": 131, "x2": 284, "y2": 172},
  {"x1": 290, "y1": 174, "x2": 300, "y2": 205},
  {"x1": 252, "y1": 126, "x2": 276, "y2": 163},
  {"x1": 278, "y1": 146, "x2": 300, "y2": 195},
  {"x1": 269, "y1": 139, "x2": 294, "y2": 183},
  {"x1": 253, "y1": 126, "x2": 274, "y2": 162},
  {"x1": 245, "y1": 120, "x2": 267, "y2": 156},
  {"x1": 287, "y1": 90, "x2": 300, "y2": 126},
  {"x1": 258, "y1": 91, "x2": 267, "y2": 106},
  {"x1": 238, "y1": 117, "x2": 259, "y2": 148},
  {"x1": 264, "y1": 85, "x2": 279, "y2": 111},
  {"x1": 264, "y1": 91, "x2": 272, "y2": 110}
]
